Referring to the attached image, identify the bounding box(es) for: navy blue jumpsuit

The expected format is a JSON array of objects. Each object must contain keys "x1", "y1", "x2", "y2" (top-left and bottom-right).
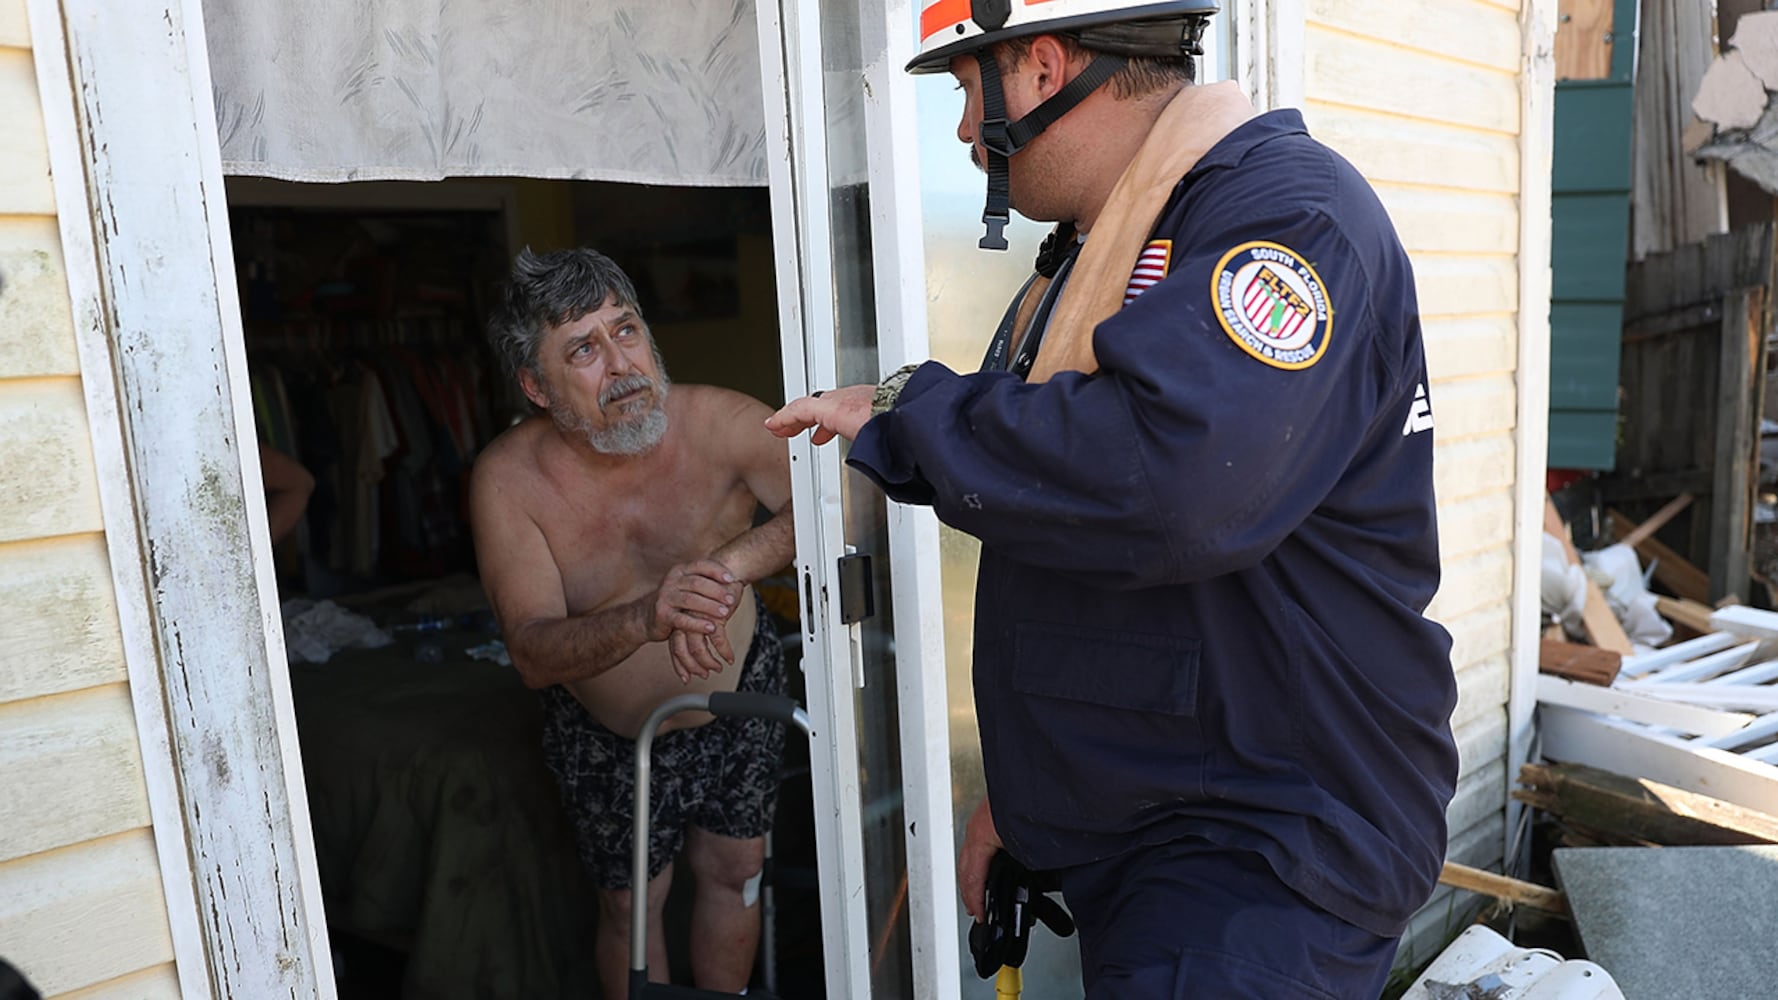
[{"x1": 848, "y1": 110, "x2": 1459, "y2": 998}]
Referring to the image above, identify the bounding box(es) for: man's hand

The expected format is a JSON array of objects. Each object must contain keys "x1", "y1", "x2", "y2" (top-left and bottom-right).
[
  {"x1": 765, "y1": 384, "x2": 874, "y2": 445},
  {"x1": 648, "y1": 561, "x2": 745, "y2": 682},
  {"x1": 957, "y1": 797, "x2": 1004, "y2": 923}
]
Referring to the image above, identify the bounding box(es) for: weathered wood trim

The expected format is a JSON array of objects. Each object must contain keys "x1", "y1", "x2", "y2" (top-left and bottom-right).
[
  {"x1": 1510, "y1": 0, "x2": 1559, "y2": 869},
  {"x1": 1710, "y1": 287, "x2": 1761, "y2": 601},
  {"x1": 22, "y1": 2, "x2": 211, "y2": 996},
  {"x1": 1234, "y1": 0, "x2": 1304, "y2": 111},
  {"x1": 26, "y1": 0, "x2": 334, "y2": 996}
]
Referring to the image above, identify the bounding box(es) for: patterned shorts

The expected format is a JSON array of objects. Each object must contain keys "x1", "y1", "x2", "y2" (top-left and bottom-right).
[{"x1": 539, "y1": 594, "x2": 787, "y2": 889}]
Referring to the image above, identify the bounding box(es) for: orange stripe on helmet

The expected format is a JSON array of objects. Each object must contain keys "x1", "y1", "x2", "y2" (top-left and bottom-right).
[{"x1": 920, "y1": 0, "x2": 973, "y2": 41}]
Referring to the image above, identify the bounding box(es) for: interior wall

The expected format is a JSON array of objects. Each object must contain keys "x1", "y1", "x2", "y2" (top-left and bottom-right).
[
  {"x1": 221, "y1": 176, "x2": 784, "y2": 598},
  {"x1": 572, "y1": 183, "x2": 784, "y2": 407}
]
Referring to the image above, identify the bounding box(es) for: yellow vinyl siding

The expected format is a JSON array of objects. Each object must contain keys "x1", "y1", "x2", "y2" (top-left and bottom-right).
[
  {"x1": 0, "y1": 685, "x2": 154, "y2": 862},
  {"x1": 0, "y1": 49, "x2": 53, "y2": 213},
  {"x1": 0, "y1": 832, "x2": 175, "y2": 996},
  {"x1": 0, "y1": 533, "x2": 128, "y2": 701},
  {"x1": 0, "y1": 218, "x2": 79, "y2": 375},
  {"x1": 0, "y1": 378, "x2": 104, "y2": 540},
  {"x1": 0, "y1": 0, "x2": 26, "y2": 47},
  {"x1": 0, "y1": 30, "x2": 180, "y2": 999},
  {"x1": 1306, "y1": 0, "x2": 1530, "y2": 959},
  {"x1": 54, "y1": 966, "x2": 182, "y2": 1000}
]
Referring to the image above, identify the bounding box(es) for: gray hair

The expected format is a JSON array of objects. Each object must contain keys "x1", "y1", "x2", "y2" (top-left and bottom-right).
[{"x1": 487, "y1": 246, "x2": 644, "y2": 381}]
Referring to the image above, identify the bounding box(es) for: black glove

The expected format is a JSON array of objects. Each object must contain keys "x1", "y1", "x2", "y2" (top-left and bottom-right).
[{"x1": 968, "y1": 849, "x2": 1077, "y2": 979}]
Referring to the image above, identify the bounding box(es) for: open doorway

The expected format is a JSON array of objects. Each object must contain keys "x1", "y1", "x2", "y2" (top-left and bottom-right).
[{"x1": 222, "y1": 175, "x2": 824, "y2": 998}]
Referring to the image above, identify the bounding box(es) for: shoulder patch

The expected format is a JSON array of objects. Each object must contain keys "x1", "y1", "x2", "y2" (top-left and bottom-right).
[
  {"x1": 1124, "y1": 239, "x2": 1172, "y2": 304},
  {"x1": 1211, "y1": 241, "x2": 1332, "y2": 370}
]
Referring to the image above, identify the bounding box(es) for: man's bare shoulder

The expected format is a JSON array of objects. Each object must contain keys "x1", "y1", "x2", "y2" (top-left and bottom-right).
[
  {"x1": 471, "y1": 416, "x2": 555, "y2": 495},
  {"x1": 669, "y1": 384, "x2": 776, "y2": 432}
]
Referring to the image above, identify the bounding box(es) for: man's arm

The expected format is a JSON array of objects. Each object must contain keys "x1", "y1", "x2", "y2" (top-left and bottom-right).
[
  {"x1": 259, "y1": 443, "x2": 315, "y2": 545},
  {"x1": 780, "y1": 212, "x2": 1396, "y2": 591},
  {"x1": 470, "y1": 453, "x2": 733, "y2": 688},
  {"x1": 669, "y1": 392, "x2": 799, "y2": 680}
]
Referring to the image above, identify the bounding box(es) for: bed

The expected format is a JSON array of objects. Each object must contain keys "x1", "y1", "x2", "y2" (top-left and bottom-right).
[{"x1": 289, "y1": 623, "x2": 602, "y2": 999}]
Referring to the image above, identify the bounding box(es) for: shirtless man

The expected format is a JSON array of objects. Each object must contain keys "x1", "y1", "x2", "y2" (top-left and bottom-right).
[{"x1": 469, "y1": 247, "x2": 794, "y2": 998}]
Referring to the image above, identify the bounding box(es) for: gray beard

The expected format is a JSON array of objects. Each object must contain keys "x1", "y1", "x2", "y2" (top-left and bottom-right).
[
  {"x1": 584, "y1": 403, "x2": 667, "y2": 455},
  {"x1": 547, "y1": 374, "x2": 670, "y2": 456}
]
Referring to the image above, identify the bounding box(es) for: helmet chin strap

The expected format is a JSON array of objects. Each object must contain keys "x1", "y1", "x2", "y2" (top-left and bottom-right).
[{"x1": 973, "y1": 48, "x2": 1125, "y2": 251}]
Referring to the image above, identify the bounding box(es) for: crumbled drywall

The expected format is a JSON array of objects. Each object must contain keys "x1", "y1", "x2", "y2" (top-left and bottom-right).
[{"x1": 1694, "y1": 13, "x2": 1778, "y2": 195}]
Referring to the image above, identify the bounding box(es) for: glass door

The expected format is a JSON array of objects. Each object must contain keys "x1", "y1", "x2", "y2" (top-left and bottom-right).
[{"x1": 753, "y1": 0, "x2": 960, "y2": 996}]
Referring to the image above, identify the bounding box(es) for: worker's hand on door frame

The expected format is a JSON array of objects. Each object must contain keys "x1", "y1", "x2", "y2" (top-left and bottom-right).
[
  {"x1": 958, "y1": 797, "x2": 1004, "y2": 923},
  {"x1": 765, "y1": 384, "x2": 874, "y2": 445}
]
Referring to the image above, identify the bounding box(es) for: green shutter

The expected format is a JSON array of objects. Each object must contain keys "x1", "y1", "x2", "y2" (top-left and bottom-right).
[{"x1": 1547, "y1": 0, "x2": 1637, "y2": 470}]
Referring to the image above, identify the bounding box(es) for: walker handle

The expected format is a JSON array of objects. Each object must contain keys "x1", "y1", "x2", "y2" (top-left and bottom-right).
[{"x1": 707, "y1": 691, "x2": 812, "y2": 736}]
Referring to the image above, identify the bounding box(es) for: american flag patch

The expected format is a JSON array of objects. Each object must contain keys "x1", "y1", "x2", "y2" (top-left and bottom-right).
[{"x1": 1124, "y1": 239, "x2": 1173, "y2": 304}]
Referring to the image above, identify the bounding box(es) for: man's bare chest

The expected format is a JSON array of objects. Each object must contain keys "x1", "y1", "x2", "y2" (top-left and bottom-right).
[{"x1": 537, "y1": 473, "x2": 757, "y2": 612}]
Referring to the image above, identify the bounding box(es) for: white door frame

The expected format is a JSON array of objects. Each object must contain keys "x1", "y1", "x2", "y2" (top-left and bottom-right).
[
  {"x1": 1508, "y1": 0, "x2": 1559, "y2": 869},
  {"x1": 1228, "y1": 0, "x2": 1305, "y2": 109},
  {"x1": 859, "y1": 3, "x2": 963, "y2": 995},
  {"x1": 754, "y1": 1, "x2": 878, "y2": 994},
  {"x1": 755, "y1": 0, "x2": 960, "y2": 993},
  {"x1": 24, "y1": 0, "x2": 335, "y2": 995}
]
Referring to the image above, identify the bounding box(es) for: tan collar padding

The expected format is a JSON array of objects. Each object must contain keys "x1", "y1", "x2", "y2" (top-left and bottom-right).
[{"x1": 1025, "y1": 81, "x2": 1258, "y2": 383}]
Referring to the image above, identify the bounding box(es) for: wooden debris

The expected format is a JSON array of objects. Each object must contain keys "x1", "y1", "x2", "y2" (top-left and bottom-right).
[
  {"x1": 1608, "y1": 508, "x2": 1712, "y2": 604},
  {"x1": 1537, "y1": 673, "x2": 1754, "y2": 737},
  {"x1": 1540, "y1": 638, "x2": 1623, "y2": 685},
  {"x1": 1656, "y1": 596, "x2": 1718, "y2": 634},
  {"x1": 1517, "y1": 761, "x2": 1778, "y2": 847},
  {"x1": 1710, "y1": 604, "x2": 1778, "y2": 638},
  {"x1": 1547, "y1": 498, "x2": 1635, "y2": 655},
  {"x1": 1616, "y1": 492, "x2": 1695, "y2": 548},
  {"x1": 1438, "y1": 861, "x2": 1569, "y2": 916}
]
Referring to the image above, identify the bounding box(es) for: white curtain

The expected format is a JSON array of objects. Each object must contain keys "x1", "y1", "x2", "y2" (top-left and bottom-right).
[{"x1": 201, "y1": 0, "x2": 768, "y2": 185}]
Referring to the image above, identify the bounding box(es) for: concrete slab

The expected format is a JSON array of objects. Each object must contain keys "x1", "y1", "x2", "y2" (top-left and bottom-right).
[{"x1": 1551, "y1": 845, "x2": 1778, "y2": 1000}]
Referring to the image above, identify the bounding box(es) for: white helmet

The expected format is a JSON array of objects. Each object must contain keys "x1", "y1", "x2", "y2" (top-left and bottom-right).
[
  {"x1": 908, "y1": 0, "x2": 1220, "y2": 75},
  {"x1": 909, "y1": 0, "x2": 1219, "y2": 250}
]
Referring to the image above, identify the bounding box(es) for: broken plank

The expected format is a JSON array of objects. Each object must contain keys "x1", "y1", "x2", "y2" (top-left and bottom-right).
[
  {"x1": 1633, "y1": 685, "x2": 1778, "y2": 712},
  {"x1": 1516, "y1": 762, "x2": 1778, "y2": 846},
  {"x1": 1617, "y1": 492, "x2": 1696, "y2": 549},
  {"x1": 1438, "y1": 860, "x2": 1568, "y2": 915},
  {"x1": 1621, "y1": 639, "x2": 1762, "y2": 686},
  {"x1": 1540, "y1": 704, "x2": 1778, "y2": 813},
  {"x1": 1540, "y1": 638, "x2": 1623, "y2": 686},
  {"x1": 1709, "y1": 604, "x2": 1778, "y2": 639},
  {"x1": 1656, "y1": 596, "x2": 1717, "y2": 634},
  {"x1": 1608, "y1": 508, "x2": 1712, "y2": 604},
  {"x1": 1620, "y1": 630, "x2": 1742, "y2": 678},
  {"x1": 1537, "y1": 674, "x2": 1754, "y2": 737}
]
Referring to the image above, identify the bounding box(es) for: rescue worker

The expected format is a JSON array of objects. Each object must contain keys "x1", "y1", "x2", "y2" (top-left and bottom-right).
[{"x1": 765, "y1": 1, "x2": 1458, "y2": 996}]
